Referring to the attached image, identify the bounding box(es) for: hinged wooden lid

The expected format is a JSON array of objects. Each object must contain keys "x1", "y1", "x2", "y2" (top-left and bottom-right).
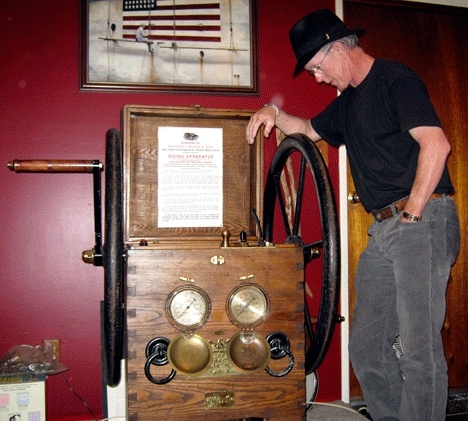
[{"x1": 122, "y1": 105, "x2": 263, "y2": 246}]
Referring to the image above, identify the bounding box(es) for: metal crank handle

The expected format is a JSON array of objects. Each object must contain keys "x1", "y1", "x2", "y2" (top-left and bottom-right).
[
  {"x1": 7, "y1": 158, "x2": 104, "y2": 267},
  {"x1": 7, "y1": 159, "x2": 102, "y2": 173}
]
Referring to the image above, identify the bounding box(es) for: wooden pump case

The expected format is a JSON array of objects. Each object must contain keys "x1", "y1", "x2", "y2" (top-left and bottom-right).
[{"x1": 122, "y1": 106, "x2": 306, "y2": 420}]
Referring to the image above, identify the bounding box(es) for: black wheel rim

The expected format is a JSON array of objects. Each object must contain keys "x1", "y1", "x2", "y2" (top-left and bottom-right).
[
  {"x1": 263, "y1": 133, "x2": 340, "y2": 374},
  {"x1": 103, "y1": 128, "x2": 124, "y2": 387}
]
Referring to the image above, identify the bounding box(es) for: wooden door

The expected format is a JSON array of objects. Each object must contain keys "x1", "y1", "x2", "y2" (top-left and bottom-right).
[{"x1": 343, "y1": 0, "x2": 468, "y2": 397}]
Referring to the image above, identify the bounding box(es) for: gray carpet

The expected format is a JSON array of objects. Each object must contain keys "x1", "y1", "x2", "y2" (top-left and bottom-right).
[{"x1": 306, "y1": 401, "x2": 369, "y2": 420}]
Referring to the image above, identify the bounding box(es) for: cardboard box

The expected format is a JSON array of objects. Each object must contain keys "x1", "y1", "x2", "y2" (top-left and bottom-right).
[{"x1": 0, "y1": 376, "x2": 45, "y2": 421}]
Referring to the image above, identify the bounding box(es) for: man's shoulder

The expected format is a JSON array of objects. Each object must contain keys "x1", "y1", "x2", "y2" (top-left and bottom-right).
[{"x1": 374, "y1": 58, "x2": 421, "y2": 82}]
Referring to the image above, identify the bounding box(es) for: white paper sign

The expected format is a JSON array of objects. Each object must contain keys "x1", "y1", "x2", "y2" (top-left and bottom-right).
[{"x1": 158, "y1": 127, "x2": 223, "y2": 228}]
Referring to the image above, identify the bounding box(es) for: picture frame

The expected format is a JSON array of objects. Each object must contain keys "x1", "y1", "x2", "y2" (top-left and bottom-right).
[{"x1": 80, "y1": 0, "x2": 258, "y2": 94}]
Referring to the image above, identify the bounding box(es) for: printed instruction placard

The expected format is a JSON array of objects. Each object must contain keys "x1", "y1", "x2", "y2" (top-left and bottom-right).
[{"x1": 158, "y1": 127, "x2": 223, "y2": 228}]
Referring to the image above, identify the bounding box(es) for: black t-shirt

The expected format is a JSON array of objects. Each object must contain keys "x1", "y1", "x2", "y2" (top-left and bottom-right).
[{"x1": 311, "y1": 59, "x2": 454, "y2": 212}]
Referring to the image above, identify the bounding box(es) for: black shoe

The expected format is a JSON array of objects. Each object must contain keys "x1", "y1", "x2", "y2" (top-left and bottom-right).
[{"x1": 357, "y1": 407, "x2": 373, "y2": 420}]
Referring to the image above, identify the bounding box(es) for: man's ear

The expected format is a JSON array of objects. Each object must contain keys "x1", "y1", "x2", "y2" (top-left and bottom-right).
[{"x1": 332, "y1": 42, "x2": 344, "y2": 55}]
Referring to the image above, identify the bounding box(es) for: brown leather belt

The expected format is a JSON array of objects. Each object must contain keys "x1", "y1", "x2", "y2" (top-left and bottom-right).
[{"x1": 371, "y1": 193, "x2": 446, "y2": 222}]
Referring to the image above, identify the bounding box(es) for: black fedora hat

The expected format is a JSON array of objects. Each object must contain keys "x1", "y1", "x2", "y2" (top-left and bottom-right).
[{"x1": 289, "y1": 9, "x2": 365, "y2": 77}]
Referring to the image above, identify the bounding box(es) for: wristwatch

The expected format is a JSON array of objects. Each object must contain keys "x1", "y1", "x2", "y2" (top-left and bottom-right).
[
  {"x1": 402, "y1": 212, "x2": 422, "y2": 222},
  {"x1": 264, "y1": 103, "x2": 279, "y2": 116}
]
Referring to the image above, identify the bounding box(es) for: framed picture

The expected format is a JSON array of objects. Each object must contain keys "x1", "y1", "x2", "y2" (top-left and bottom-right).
[{"x1": 80, "y1": 0, "x2": 258, "y2": 94}]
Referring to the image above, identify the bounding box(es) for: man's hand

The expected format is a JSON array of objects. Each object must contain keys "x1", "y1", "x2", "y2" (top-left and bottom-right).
[
  {"x1": 246, "y1": 105, "x2": 277, "y2": 144},
  {"x1": 401, "y1": 126, "x2": 452, "y2": 223}
]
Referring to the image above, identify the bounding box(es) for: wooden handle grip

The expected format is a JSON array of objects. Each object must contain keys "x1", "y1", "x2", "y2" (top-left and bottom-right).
[{"x1": 7, "y1": 160, "x2": 102, "y2": 173}]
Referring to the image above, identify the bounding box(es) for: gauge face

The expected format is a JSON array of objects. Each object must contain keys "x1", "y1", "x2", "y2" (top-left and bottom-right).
[
  {"x1": 227, "y1": 284, "x2": 269, "y2": 328},
  {"x1": 166, "y1": 285, "x2": 211, "y2": 331}
]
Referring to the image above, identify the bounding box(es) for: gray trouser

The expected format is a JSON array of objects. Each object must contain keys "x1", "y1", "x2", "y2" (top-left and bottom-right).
[{"x1": 349, "y1": 196, "x2": 460, "y2": 421}]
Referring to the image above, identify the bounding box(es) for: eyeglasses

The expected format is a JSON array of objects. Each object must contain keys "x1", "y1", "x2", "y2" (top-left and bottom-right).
[{"x1": 309, "y1": 47, "x2": 332, "y2": 76}]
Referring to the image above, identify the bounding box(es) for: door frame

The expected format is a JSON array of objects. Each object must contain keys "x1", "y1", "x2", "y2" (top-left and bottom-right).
[{"x1": 335, "y1": 0, "x2": 468, "y2": 403}]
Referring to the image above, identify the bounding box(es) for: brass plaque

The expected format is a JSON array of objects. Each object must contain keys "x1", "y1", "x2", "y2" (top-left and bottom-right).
[{"x1": 205, "y1": 391, "x2": 235, "y2": 409}]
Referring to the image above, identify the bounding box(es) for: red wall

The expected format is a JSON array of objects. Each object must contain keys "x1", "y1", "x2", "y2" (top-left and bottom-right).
[{"x1": 0, "y1": 0, "x2": 340, "y2": 418}]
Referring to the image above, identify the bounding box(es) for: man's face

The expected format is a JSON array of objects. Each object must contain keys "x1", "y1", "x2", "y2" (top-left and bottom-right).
[{"x1": 304, "y1": 44, "x2": 351, "y2": 92}]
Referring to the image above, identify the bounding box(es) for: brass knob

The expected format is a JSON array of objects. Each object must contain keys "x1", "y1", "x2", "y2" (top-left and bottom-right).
[
  {"x1": 348, "y1": 192, "x2": 360, "y2": 204},
  {"x1": 221, "y1": 229, "x2": 231, "y2": 247},
  {"x1": 82, "y1": 249, "x2": 95, "y2": 264}
]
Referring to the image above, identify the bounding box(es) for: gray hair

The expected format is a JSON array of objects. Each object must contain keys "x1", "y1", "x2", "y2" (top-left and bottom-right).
[{"x1": 319, "y1": 34, "x2": 359, "y2": 53}]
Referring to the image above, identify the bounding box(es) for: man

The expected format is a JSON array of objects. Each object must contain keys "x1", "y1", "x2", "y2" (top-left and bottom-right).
[
  {"x1": 246, "y1": 9, "x2": 460, "y2": 421},
  {"x1": 136, "y1": 24, "x2": 154, "y2": 53}
]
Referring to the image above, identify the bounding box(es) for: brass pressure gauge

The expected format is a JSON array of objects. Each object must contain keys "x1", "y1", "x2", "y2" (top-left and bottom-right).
[
  {"x1": 227, "y1": 284, "x2": 269, "y2": 328},
  {"x1": 166, "y1": 285, "x2": 211, "y2": 331}
]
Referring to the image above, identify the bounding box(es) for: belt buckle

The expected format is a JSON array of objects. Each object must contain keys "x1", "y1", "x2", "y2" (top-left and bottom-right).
[{"x1": 372, "y1": 210, "x2": 384, "y2": 222}]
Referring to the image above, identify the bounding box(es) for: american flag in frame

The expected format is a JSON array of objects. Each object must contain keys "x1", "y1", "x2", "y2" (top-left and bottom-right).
[
  {"x1": 80, "y1": 0, "x2": 258, "y2": 94},
  {"x1": 122, "y1": 0, "x2": 222, "y2": 43}
]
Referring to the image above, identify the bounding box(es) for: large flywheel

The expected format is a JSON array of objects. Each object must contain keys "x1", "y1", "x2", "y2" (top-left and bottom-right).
[
  {"x1": 263, "y1": 133, "x2": 340, "y2": 374},
  {"x1": 103, "y1": 128, "x2": 125, "y2": 387}
]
